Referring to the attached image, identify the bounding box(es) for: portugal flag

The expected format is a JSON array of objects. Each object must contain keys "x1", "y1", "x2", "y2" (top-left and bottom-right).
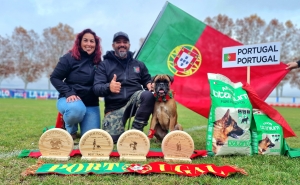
[
  {"x1": 136, "y1": 2, "x2": 288, "y2": 118},
  {"x1": 224, "y1": 53, "x2": 236, "y2": 61}
]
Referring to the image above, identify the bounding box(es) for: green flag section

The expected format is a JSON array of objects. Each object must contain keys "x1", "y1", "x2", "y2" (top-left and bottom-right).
[
  {"x1": 224, "y1": 53, "x2": 236, "y2": 61},
  {"x1": 22, "y1": 161, "x2": 247, "y2": 177},
  {"x1": 136, "y1": 2, "x2": 288, "y2": 118}
]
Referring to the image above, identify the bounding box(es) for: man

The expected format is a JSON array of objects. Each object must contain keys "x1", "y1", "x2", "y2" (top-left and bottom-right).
[
  {"x1": 93, "y1": 31, "x2": 155, "y2": 143},
  {"x1": 286, "y1": 60, "x2": 300, "y2": 70}
]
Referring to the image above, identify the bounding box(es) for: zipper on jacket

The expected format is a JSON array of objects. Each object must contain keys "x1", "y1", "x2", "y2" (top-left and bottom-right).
[{"x1": 111, "y1": 51, "x2": 131, "y2": 99}]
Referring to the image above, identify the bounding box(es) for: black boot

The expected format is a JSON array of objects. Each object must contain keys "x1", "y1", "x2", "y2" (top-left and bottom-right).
[{"x1": 132, "y1": 119, "x2": 147, "y2": 131}]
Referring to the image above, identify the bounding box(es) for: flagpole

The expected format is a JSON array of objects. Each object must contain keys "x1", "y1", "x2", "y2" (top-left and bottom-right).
[{"x1": 247, "y1": 66, "x2": 250, "y2": 84}]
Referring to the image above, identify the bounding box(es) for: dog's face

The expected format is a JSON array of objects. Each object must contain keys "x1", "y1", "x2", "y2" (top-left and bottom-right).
[
  {"x1": 152, "y1": 75, "x2": 173, "y2": 97},
  {"x1": 214, "y1": 109, "x2": 244, "y2": 139},
  {"x1": 259, "y1": 136, "x2": 275, "y2": 154},
  {"x1": 213, "y1": 109, "x2": 245, "y2": 154}
]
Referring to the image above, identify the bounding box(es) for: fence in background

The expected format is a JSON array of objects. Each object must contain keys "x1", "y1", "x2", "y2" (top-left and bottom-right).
[
  {"x1": 266, "y1": 96, "x2": 300, "y2": 107},
  {"x1": 1, "y1": 88, "x2": 300, "y2": 107}
]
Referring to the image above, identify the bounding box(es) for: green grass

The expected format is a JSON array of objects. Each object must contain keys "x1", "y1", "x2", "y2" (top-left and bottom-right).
[{"x1": 0, "y1": 99, "x2": 300, "y2": 184}]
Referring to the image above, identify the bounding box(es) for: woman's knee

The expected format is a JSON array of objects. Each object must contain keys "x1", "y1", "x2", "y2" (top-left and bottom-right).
[{"x1": 64, "y1": 101, "x2": 86, "y2": 122}]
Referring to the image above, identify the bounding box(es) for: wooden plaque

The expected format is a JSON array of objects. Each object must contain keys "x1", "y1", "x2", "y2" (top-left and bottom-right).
[
  {"x1": 79, "y1": 129, "x2": 114, "y2": 161},
  {"x1": 38, "y1": 128, "x2": 73, "y2": 161},
  {"x1": 162, "y1": 130, "x2": 194, "y2": 163},
  {"x1": 117, "y1": 130, "x2": 150, "y2": 161}
]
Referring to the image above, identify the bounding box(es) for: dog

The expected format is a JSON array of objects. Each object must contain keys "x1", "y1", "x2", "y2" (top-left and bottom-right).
[
  {"x1": 148, "y1": 74, "x2": 183, "y2": 142},
  {"x1": 212, "y1": 109, "x2": 244, "y2": 154},
  {"x1": 258, "y1": 136, "x2": 275, "y2": 154},
  {"x1": 241, "y1": 116, "x2": 249, "y2": 124}
]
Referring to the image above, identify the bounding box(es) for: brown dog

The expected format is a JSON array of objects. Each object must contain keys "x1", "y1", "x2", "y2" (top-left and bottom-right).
[
  {"x1": 212, "y1": 109, "x2": 244, "y2": 154},
  {"x1": 258, "y1": 136, "x2": 275, "y2": 154},
  {"x1": 148, "y1": 74, "x2": 183, "y2": 142}
]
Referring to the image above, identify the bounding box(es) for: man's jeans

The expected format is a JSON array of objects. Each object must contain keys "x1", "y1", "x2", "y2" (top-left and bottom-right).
[{"x1": 57, "y1": 97, "x2": 100, "y2": 136}]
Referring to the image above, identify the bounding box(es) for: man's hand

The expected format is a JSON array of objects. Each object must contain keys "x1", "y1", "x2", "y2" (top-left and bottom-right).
[
  {"x1": 286, "y1": 62, "x2": 298, "y2": 70},
  {"x1": 147, "y1": 83, "x2": 153, "y2": 91},
  {"x1": 110, "y1": 74, "x2": 121, "y2": 93}
]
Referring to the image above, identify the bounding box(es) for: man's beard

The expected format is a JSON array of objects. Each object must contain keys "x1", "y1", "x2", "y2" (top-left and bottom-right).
[{"x1": 117, "y1": 50, "x2": 127, "y2": 58}]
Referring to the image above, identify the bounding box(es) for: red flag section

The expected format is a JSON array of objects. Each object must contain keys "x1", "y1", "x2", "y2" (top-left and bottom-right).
[
  {"x1": 243, "y1": 83, "x2": 296, "y2": 138},
  {"x1": 136, "y1": 2, "x2": 289, "y2": 118},
  {"x1": 172, "y1": 25, "x2": 289, "y2": 118},
  {"x1": 55, "y1": 112, "x2": 64, "y2": 129}
]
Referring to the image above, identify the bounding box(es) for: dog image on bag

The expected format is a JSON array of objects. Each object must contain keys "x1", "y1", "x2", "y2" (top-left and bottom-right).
[
  {"x1": 213, "y1": 109, "x2": 244, "y2": 154},
  {"x1": 258, "y1": 136, "x2": 275, "y2": 154},
  {"x1": 148, "y1": 74, "x2": 183, "y2": 142},
  {"x1": 241, "y1": 116, "x2": 249, "y2": 124}
]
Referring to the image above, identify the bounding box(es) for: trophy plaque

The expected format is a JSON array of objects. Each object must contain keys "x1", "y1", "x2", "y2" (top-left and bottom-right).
[
  {"x1": 79, "y1": 129, "x2": 113, "y2": 161},
  {"x1": 38, "y1": 128, "x2": 73, "y2": 161},
  {"x1": 162, "y1": 130, "x2": 194, "y2": 163},
  {"x1": 117, "y1": 130, "x2": 150, "y2": 161}
]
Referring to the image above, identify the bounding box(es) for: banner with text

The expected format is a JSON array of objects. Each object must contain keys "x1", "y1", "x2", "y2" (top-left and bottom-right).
[
  {"x1": 0, "y1": 89, "x2": 59, "y2": 99},
  {"x1": 222, "y1": 42, "x2": 281, "y2": 68}
]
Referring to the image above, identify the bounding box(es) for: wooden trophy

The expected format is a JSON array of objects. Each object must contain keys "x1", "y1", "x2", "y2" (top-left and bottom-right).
[
  {"x1": 117, "y1": 130, "x2": 150, "y2": 161},
  {"x1": 38, "y1": 128, "x2": 73, "y2": 161},
  {"x1": 79, "y1": 129, "x2": 114, "y2": 161},
  {"x1": 162, "y1": 130, "x2": 194, "y2": 163}
]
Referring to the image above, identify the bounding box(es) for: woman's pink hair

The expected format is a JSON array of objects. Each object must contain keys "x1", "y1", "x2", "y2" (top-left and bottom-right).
[{"x1": 70, "y1": 28, "x2": 102, "y2": 64}]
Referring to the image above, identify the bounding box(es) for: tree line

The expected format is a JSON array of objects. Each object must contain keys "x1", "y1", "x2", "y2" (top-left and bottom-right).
[
  {"x1": 0, "y1": 23, "x2": 74, "y2": 89},
  {"x1": 0, "y1": 15, "x2": 299, "y2": 95}
]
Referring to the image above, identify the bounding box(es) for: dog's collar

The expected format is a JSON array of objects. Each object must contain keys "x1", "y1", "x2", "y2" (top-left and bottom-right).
[{"x1": 153, "y1": 91, "x2": 174, "y2": 102}]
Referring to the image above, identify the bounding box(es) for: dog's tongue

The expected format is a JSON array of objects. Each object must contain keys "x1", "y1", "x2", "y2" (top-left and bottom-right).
[{"x1": 159, "y1": 90, "x2": 164, "y2": 93}]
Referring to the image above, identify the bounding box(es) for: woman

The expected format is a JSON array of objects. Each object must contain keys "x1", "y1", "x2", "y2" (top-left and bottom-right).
[{"x1": 50, "y1": 28, "x2": 102, "y2": 139}]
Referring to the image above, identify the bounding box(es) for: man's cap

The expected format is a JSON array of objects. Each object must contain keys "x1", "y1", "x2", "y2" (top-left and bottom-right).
[{"x1": 113, "y1": 31, "x2": 129, "y2": 42}]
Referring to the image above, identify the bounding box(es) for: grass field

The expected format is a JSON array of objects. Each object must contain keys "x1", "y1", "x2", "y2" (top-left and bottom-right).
[{"x1": 1, "y1": 98, "x2": 300, "y2": 185}]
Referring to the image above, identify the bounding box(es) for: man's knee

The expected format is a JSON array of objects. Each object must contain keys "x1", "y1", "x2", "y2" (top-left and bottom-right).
[{"x1": 140, "y1": 91, "x2": 155, "y2": 105}]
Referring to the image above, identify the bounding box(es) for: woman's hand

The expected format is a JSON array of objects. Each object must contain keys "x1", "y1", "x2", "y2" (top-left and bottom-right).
[{"x1": 66, "y1": 95, "x2": 81, "y2": 102}]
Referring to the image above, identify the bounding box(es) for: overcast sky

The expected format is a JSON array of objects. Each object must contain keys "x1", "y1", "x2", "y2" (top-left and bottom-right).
[{"x1": 1, "y1": 0, "x2": 300, "y2": 96}]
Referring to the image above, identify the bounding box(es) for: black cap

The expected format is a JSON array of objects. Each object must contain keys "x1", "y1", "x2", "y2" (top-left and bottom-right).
[{"x1": 113, "y1": 31, "x2": 129, "y2": 42}]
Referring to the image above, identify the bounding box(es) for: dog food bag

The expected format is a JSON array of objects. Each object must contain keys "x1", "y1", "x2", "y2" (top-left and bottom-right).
[
  {"x1": 206, "y1": 73, "x2": 252, "y2": 156},
  {"x1": 251, "y1": 109, "x2": 283, "y2": 155}
]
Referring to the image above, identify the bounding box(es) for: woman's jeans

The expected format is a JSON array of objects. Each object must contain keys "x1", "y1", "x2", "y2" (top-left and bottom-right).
[{"x1": 57, "y1": 97, "x2": 100, "y2": 136}]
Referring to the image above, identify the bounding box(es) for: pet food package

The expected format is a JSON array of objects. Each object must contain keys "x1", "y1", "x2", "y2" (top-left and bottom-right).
[
  {"x1": 206, "y1": 73, "x2": 252, "y2": 156},
  {"x1": 251, "y1": 109, "x2": 284, "y2": 155}
]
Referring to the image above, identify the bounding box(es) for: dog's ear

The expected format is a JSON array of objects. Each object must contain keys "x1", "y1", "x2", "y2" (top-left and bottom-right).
[
  {"x1": 167, "y1": 75, "x2": 174, "y2": 84},
  {"x1": 151, "y1": 75, "x2": 157, "y2": 83}
]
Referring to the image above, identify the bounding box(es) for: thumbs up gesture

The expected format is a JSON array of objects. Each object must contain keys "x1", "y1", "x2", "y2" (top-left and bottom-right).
[{"x1": 110, "y1": 74, "x2": 121, "y2": 93}]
